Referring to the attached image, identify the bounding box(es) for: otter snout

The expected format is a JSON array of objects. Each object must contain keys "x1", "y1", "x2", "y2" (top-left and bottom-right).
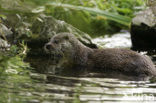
[{"x1": 44, "y1": 43, "x2": 55, "y2": 52}]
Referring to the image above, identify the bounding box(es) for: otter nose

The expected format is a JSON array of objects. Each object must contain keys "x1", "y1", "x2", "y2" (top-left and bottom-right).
[
  {"x1": 45, "y1": 44, "x2": 51, "y2": 50},
  {"x1": 45, "y1": 43, "x2": 53, "y2": 51}
]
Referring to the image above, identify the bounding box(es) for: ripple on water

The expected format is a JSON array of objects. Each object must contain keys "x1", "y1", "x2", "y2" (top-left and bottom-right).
[
  {"x1": 1, "y1": 67, "x2": 156, "y2": 102},
  {"x1": 24, "y1": 74, "x2": 156, "y2": 103}
]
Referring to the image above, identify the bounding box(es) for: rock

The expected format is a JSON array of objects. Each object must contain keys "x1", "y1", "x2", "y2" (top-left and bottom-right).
[
  {"x1": 0, "y1": 38, "x2": 10, "y2": 51},
  {"x1": 0, "y1": 23, "x2": 12, "y2": 39},
  {"x1": 0, "y1": 23, "x2": 11, "y2": 51},
  {"x1": 1, "y1": 14, "x2": 97, "y2": 57},
  {"x1": 27, "y1": 14, "x2": 97, "y2": 57},
  {"x1": 31, "y1": 14, "x2": 97, "y2": 49},
  {"x1": 130, "y1": 8, "x2": 156, "y2": 51}
]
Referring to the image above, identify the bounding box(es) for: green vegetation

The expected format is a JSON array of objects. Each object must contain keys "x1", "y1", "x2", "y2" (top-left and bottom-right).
[
  {"x1": 0, "y1": 42, "x2": 30, "y2": 81},
  {"x1": 44, "y1": 0, "x2": 145, "y2": 34},
  {"x1": 0, "y1": 0, "x2": 146, "y2": 35},
  {"x1": 0, "y1": 43, "x2": 33, "y2": 103}
]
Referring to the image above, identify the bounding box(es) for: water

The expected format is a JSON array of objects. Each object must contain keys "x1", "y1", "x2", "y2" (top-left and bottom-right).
[
  {"x1": 1, "y1": 73, "x2": 156, "y2": 103},
  {"x1": 1, "y1": 32, "x2": 156, "y2": 103},
  {"x1": 92, "y1": 31, "x2": 132, "y2": 48}
]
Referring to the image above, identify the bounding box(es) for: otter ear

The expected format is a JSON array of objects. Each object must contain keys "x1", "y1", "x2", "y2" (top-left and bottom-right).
[{"x1": 64, "y1": 35, "x2": 69, "y2": 40}]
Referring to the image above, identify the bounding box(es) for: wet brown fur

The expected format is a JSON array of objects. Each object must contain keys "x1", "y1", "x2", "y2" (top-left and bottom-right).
[{"x1": 45, "y1": 33, "x2": 156, "y2": 80}]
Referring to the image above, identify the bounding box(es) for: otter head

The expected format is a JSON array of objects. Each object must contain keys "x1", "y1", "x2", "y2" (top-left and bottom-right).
[{"x1": 44, "y1": 33, "x2": 77, "y2": 61}]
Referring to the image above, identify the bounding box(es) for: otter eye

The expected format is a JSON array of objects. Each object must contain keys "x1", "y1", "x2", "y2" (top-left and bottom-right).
[{"x1": 54, "y1": 40, "x2": 59, "y2": 44}]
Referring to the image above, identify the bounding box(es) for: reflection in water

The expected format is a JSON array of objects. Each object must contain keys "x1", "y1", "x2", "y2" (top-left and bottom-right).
[
  {"x1": 1, "y1": 73, "x2": 156, "y2": 103},
  {"x1": 46, "y1": 75, "x2": 156, "y2": 103},
  {"x1": 1, "y1": 32, "x2": 156, "y2": 103}
]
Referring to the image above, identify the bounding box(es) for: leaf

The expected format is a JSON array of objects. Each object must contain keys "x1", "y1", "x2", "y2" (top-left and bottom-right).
[
  {"x1": 47, "y1": 2, "x2": 131, "y2": 26},
  {"x1": 0, "y1": 14, "x2": 6, "y2": 19}
]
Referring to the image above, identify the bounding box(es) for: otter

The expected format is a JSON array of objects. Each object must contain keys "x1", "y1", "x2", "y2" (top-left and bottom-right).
[{"x1": 44, "y1": 32, "x2": 156, "y2": 80}]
